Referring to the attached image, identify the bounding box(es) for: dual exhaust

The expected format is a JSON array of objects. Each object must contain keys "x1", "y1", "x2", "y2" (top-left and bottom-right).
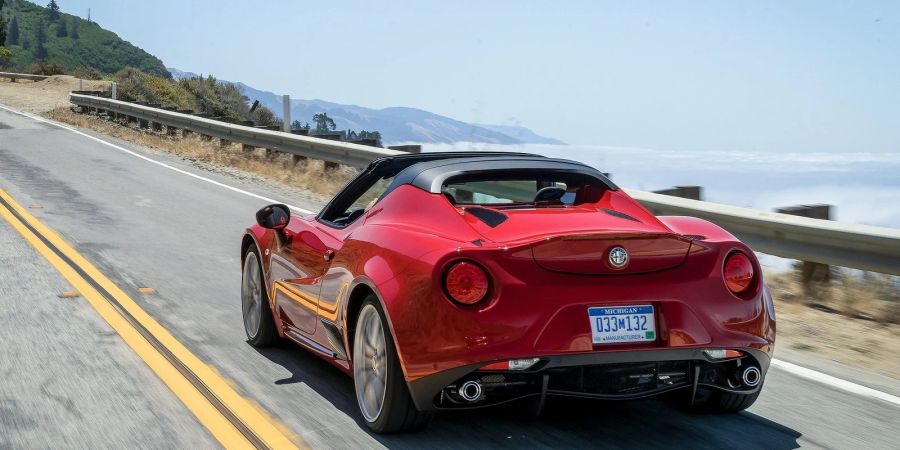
[
  {"x1": 447, "y1": 360, "x2": 761, "y2": 405},
  {"x1": 741, "y1": 366, "x2": 761, "y2": 387},
  {"x1": 459, "y1": 380, "x2": 483, "y2": 402}
]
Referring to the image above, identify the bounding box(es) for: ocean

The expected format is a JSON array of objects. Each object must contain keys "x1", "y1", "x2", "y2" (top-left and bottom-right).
[{"x1": 420, "y1": 142, "x2": 900, "y2": 229}]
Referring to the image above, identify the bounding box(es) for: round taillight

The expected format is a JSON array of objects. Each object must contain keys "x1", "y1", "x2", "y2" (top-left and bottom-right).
[
  {"x1": 724, "y1": 252, "x2": 755, "y2": 294},
  {"x1": 444, "y1": 261, "x2": 489, "y2": 305}
]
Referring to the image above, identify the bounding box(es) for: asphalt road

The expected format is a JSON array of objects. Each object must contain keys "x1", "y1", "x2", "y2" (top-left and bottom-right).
[{"x1": 1, "y1": 105, "x2": 898, "y2": 449}]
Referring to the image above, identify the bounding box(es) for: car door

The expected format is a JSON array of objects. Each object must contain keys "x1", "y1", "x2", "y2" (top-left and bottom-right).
[{"x1": 269, "y1": 216, "x2": 332, "y2": 335}]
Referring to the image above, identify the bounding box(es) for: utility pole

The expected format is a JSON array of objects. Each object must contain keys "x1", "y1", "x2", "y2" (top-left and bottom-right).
[{"x1": 87, "y1": 8, "x2": 91, "y2": 23}]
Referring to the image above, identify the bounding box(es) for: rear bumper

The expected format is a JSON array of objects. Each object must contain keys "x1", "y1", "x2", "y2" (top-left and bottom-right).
[{"x1": 407, "y1": 347, "x2": 770, "y2": 411}]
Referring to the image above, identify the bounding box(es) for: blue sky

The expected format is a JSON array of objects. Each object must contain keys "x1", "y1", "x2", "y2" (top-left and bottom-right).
[{"x1": 54, "y1": 1, "x2": 899, "y2": 150}]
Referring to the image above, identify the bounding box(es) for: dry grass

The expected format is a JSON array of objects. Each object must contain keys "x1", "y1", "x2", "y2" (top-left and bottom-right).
[
  {"x1": 45, "y1": 107, "x2": 357, "y2": 198},
  {"x1": 767, "y1": 270, "x2": 900, "y2": 324},
  {"x1": 767, "y1": 270, "x2": 900, "y2": 379}
]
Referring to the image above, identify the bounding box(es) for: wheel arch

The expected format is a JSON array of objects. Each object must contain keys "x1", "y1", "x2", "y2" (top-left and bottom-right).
[
  {"x1": 344, "y1": 280, "x2": 381, "y2": 360},
  {"x1": 241, "y1": 232, "x2": 257, "y2": 265}
]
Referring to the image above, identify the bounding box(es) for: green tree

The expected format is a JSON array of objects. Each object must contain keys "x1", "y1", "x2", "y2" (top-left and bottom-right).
[
  {"x1": 46, "y1": 1, "x2": 61, "y2": 20},
  {"x1": 69, "y1": 18, "x2": 78, "y2": 39},
  {"x1": 0, "y1": 2, "x2": 6, "y2": 46},
  {"x1": 6, "y1": 16, "x2": 18, "y2": 46},
  {"x1": 56, "y1": 21, "x2": 68, "y2": 38},
  {"x1": 313, "y1": 112, "x2": 336, "y2": 131},
  {"x1": 34, "y1": 21, "x2": 48, "y2": 59}
]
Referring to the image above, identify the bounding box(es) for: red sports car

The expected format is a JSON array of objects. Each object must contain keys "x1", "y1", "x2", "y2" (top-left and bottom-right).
[{"x1": 240, "y1": 152, "x2": 776, "y2": 433}]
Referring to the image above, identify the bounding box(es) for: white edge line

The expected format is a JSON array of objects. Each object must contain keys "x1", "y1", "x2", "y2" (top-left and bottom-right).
[
  {"x1": 4, "y1": 103, "x2": 900, "y2": 409},
  {"x1": 771, "y1": 359, "x2": 900, "y2": 407},
  {"x1": 0, "y1": 103, "x2": 316, "y2": 215}
]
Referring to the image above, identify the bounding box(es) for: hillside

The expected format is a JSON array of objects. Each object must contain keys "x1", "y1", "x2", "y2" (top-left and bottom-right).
[
  {"x1": 1, "y1": 0, "x2": 168, "y2": 77},
  {"x1": 233, "y1": 80, "x2": 522, "y2": 145},
  {"x1": 170, "y1": 69, "x2": 559, "y2": 145}
]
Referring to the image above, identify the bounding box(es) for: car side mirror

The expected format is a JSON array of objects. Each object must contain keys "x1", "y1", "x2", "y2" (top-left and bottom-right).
[{"x1": 256, "y1": 204, "x2": 291, "y2": 230}]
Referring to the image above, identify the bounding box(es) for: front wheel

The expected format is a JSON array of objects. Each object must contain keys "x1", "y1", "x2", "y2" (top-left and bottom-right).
[
  {"x1": 241, "y1": 248, "x2": 277, "y2": 346},
  {"x1": 353, "y1": 296, "x2": 432, "y2": 433}
]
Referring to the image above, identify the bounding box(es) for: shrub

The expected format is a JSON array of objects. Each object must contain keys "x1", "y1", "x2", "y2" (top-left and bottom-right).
[
  {"x1": 114, "y1": 67, "x2": 194, "y2": 110},
  {"x1": 26, "y1": 59, "x2": 64, "y2": 75},
  {"x1": 72, "y1": 66, "x2": 102, "y2": 80}
]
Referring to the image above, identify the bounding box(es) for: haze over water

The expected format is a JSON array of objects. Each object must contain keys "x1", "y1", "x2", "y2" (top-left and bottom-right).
[{"x1": 422, "y1": 143, "x2": 900, "y2": 229}]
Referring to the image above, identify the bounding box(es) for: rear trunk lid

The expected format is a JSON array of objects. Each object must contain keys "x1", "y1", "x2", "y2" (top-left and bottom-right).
[
  {"x1": 459, "y1": 202, "x2": 692, "y2": 275},
  {"x1": 529, "y1": 232, "x2": 692, "y2": 275}
]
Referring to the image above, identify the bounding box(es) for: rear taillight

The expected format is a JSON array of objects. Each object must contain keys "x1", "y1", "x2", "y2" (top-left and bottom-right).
[
  {"x1": 444, "y1": 261, "x2": 489, "y2": 305},
  {"x1": 724, "y1": 251, "x2": 755, "y2": 294}
]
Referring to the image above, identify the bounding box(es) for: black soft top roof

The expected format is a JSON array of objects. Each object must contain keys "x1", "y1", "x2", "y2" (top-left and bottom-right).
[
  {"x1": 375, "y1": 152, "x2": 617, "y2": 194},
  {"x1": 317, "y1": 152, "x2": 616, "y2": 225}
]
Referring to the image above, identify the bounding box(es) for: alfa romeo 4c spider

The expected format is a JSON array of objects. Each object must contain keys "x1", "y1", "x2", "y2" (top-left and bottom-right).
[{"x1": 240, "y1": 152, "x2": 775, "y2": 433}]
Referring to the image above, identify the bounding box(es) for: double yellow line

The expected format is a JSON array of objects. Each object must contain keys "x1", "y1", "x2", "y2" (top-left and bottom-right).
[{"x1": 0, "y1": 188, "x2": 303, "y2": 450}]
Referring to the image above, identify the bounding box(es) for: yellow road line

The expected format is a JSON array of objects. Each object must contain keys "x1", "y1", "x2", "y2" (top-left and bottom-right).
[{"x1": 0, "y1": 188, "x2": 304, "y2": 450}]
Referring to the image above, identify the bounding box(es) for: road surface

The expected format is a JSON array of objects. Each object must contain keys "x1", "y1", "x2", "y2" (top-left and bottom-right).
[{"x1": 0, "y1": 105, "x2": 898, "y2": 449}]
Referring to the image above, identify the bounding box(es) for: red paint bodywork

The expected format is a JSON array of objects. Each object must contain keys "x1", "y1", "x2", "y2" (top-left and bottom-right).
[{"x1": 243, "y1": 184, "x2": 776, "y2": 406}]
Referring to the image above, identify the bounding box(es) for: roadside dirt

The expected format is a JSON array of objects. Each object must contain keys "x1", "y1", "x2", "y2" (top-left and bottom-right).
[
  {"x1": 1, "y1": 77, "x2": 898, "y2": 380},
  {"x1": 0, "y1": 75, "x2": 111, "y2": 114}
]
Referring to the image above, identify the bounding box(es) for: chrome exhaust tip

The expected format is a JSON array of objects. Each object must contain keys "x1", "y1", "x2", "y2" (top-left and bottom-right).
[
  {"x1": 459, "y1": 380, "x2": 483, "y2": 402},
  {"x1": 742, "y1": 366, "x2": 761, "y2": 387}
]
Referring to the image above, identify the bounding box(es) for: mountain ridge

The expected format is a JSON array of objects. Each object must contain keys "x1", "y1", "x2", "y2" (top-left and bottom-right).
[{"x1": 169, "y1": 68, "x2": 562, "y2": 145}]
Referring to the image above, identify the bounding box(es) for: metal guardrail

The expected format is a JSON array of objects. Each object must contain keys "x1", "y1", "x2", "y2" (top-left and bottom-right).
[
  {"x1": 68, "y1": 93, "x2": 900, "y2": 275},
  {"x1": 0, "y1": 71, "x2": 50, "y2": 82},
  {"x1": 69, "y1": 93, "x2": 404, "y2": 167},
  {"x1": 628, "y1": 190, "x2": 900, "y2": 275}
]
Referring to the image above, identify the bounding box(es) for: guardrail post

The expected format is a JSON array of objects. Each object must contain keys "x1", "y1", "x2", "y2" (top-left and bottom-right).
[
  {"x1": 776, "y1": 204, "x2": 833, "y2": 292},
  {"x1": 242, "y1": 144, "x2": 255, "y2": 153},
  {"x1": 282, "y1": 95, "x2": 291, "y2": 133},
  {"x1": 652, "y1": 186, "x2": 703, "y2": 200},
  {"x1": 152, "y1": 122, "x2": 163, "y2": 132},
  {"x1": 388, "y1": 145, "x2": 422, "y2": 153},
  {"x1": 166, "y1": 125, "x2": 178, "y2": 136},
  {"x1": 324, "y1": 161, "x2": 339, "y2": 170}
]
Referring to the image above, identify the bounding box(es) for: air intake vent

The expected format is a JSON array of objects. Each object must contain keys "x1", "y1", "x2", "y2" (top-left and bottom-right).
[
  {"x1": 600, "y1": 208, "x2": 640, "y2": 223},
  {"x1": 464, "y1": 207, "x2": 508, "y2": 228}
]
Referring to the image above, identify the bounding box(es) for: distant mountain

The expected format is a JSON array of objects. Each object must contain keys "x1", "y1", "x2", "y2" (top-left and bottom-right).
[
  {"x1": 478, "y1": 124, "x2": 565, "y2": 145},
  {"x1": 168, "y1": 68, "x2": 201, "y2": 80},
  {"x1": 4, "y1": 0, "x2": 169, "y2": 77},
  {"x1": 170, "y1": 68, "x2": 561, "y2": 145}
]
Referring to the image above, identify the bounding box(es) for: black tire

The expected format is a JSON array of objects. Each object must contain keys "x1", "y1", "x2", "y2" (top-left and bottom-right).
[
  {"x1": 353, "y1": 295, "x2": 432, "y2": 433},
  {"x1": 690, "y1": 388, "x2": 761, "y2": 413},
  {"x1": 241, "y1": 248, "x2": 277, "y2": 347}
]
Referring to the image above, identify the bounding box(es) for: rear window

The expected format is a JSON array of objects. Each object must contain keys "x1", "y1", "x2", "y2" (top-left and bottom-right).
[
  {"x1": 444, "y1": 180, "x2": 548, "y2": 204},
  {"x1": 441, "y1": 173, "x2": 606, "y2": 206}
]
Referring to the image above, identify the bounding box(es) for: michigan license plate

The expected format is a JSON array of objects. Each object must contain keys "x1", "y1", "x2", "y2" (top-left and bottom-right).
[{"x1": 589, "y1": 305, "x2": 656, "y2": 344}]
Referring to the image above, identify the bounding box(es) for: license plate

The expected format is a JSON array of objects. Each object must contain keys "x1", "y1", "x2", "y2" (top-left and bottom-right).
[{"x1": 589, "y1": 305, "x2": 656, "y2": 344}]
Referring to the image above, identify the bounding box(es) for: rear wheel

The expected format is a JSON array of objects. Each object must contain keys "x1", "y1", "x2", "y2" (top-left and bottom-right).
[
  {"x1": 353, "y1": 296, "x2": 432, "y2": 433},
  {"x1": 242, "y1": 248, "x2": 277, "y2": 346}
]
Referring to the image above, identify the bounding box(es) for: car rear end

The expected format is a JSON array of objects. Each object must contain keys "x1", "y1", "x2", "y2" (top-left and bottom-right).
[
  {"x1": 371, "y1": 186, "x2": 774, "y2": 413},
  {"x1": 395, "y1": 231, "x2": 773, "y2": 411}
]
